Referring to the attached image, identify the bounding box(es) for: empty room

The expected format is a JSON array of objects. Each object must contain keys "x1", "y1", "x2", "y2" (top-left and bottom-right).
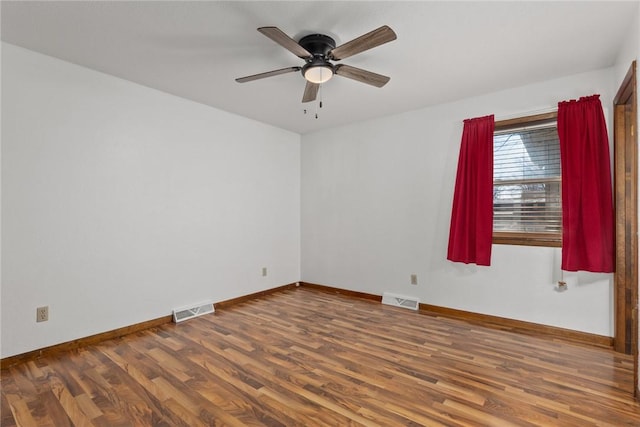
[{"x1": 2, "y1": 1, "x2": 640, "y2": 425}]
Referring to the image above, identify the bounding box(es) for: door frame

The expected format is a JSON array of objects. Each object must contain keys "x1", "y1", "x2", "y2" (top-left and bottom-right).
[{"x1": 613, "y1": 60, "x2": 638, "y2": 396}]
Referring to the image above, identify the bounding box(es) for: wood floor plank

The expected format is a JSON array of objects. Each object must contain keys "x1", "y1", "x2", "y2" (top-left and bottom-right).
[
  {"x1": 44, "y1": 378, "x2": 85, "y2": 427},
  {"x1": 100, "y1": 344, "x2": 197, "y2": 426},
  {"x1": 3, "y1": 393, "x2": 40, "y2": 427},
  {"x1": 0, "y1": 388, "x2": 18, "y2": 427},
  {"x1": 3, "y1": 287, "x2": 640, "y2": 426}
]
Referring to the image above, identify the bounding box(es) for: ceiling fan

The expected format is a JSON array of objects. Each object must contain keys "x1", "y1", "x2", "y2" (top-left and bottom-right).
[{"x1": 236, "y1": 25, "x2": 397, "y2": 103}]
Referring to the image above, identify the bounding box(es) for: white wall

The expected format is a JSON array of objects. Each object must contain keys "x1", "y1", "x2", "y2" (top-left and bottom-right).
[
  {"x1": 614, "y1": 2, "x2": 639, "y2": 87},
  {"x1": 301, "y1": 67, "x2": 617, "y2": 336},
  {"x1": 1, "y1": 43, "x2": 301, "y2": 358},
  {"x1": 0, "y1": 41, "x2": 3, "y2": 359}
]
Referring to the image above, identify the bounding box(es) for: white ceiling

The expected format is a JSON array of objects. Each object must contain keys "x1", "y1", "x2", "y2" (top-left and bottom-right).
[{"x1": 2, "y1": 1, "x2": 638, "y2": 134}]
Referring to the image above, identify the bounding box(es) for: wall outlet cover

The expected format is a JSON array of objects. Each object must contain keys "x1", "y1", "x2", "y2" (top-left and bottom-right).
[{"x1": 36, "y1": 306, "x2": 49, "y2": 322}]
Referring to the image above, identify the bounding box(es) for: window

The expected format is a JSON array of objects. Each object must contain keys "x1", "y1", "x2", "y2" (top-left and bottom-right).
[{"x1": 493, "y1": 112, "x2": 561, "y2": 247}]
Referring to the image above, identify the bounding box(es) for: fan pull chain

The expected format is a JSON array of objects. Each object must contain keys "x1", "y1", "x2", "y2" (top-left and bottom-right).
[
  {"x1": 315, "y1": 84, "x2": 324, "y2": 119},
  {"x1": 314, "y1": 85, "x2": 319, "y2": 119},
  {"x1": 302, "y1": 85, "x2": 324, "y2": 119}
]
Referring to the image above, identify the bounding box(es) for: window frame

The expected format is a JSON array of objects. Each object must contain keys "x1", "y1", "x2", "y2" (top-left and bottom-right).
[{"x1": 492, "y1": 111, "x2": 561, "y2": 248}]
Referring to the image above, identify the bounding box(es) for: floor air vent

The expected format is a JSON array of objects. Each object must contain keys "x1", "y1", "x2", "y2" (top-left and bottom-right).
[
  {"x1": 382, "y1": 292, "x2": 420, "y2": 311},
  {"x1": 172, "y1": 301, "x2": 215, "y2": 323}
]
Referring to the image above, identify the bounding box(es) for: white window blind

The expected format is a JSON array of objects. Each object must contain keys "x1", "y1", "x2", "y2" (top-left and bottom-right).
[{"x1": 493, "y1": 124, "x2": 561, "y2": 234}]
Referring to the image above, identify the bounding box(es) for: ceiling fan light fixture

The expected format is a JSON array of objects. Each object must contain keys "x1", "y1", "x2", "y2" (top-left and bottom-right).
[{"x1": 303, "y1": 63, "x2": 334, "y2": 84}]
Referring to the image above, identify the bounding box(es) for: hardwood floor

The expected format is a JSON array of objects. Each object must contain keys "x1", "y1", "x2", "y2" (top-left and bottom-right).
[{"x1": 2, "y1": 287, "x2": 640, "y2": 426}]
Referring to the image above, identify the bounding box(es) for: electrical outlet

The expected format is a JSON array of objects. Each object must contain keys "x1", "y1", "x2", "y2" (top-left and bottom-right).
[
  {"x1": 262, "y1": 267, "x2": 267, "y2": 277},
  {"x1": 36, "y1": 306, "x2": 49, "y2": 322},
  {"x1": 410, "y1": 274, "x2": 418, "y2": 285}
]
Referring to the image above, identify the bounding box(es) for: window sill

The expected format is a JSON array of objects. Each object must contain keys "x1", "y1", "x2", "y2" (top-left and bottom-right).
[{"x1": 493, "y1": 232, "x2": 561, "y2": 247}]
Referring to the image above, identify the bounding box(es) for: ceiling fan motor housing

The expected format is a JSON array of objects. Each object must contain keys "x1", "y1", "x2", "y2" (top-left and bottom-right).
[{"x1": 298, "y1": 34, "x2": 336, "y2": 59}]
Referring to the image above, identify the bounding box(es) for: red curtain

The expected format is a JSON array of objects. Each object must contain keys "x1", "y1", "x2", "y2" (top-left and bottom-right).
[
  {"x1": 557, "y1": 95, "x2": 614, "y2": 273},
  {"x1": 447, "y1": 115, "x2": 494, "y2": 266}
]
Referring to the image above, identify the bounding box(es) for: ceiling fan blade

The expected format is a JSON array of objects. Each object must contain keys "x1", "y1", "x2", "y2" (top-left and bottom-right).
[
  {"x1": 258, "y1": 27, "x2": 313, "y2": 59},
  {"x1": 328, "y1": 25, "x2": 397, "y2": 61},
  {"x1": 235, "y1": 66, "x2": 301, "y2": 83},
  {"x1": 334, "y1": 64, "x2": 390, "y2": 88},
  {"x1": 302, "y1": 81, "x2": 319, "y2": 103}
]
